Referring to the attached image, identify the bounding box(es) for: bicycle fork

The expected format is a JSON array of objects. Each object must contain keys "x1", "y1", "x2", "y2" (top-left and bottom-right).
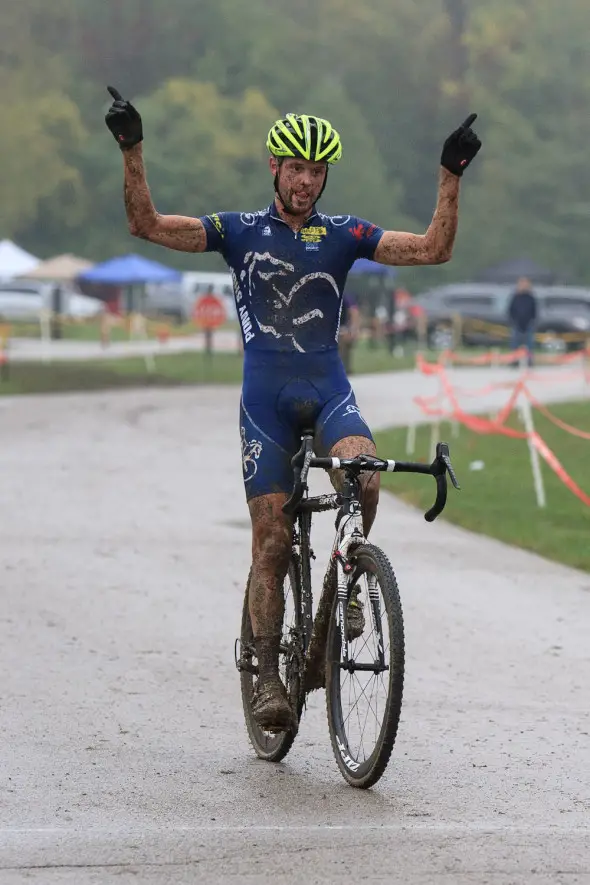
[
  {"x1": 332, "y1": 503, "x2": 387, "y2": 675},
  {"x1": 332, "y1": 501, "x2": 364, "y2": 667}
]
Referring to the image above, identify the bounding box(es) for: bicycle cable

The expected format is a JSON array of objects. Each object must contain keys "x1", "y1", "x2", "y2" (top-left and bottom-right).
[{"x1": 359, "y1": 468, "x2": 380, "y2": 511}]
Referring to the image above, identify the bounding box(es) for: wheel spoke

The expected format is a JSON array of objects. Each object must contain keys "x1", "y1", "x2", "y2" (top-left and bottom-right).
[
  {"x1": 328, "y1": 546, "x2": 404, "y2": 786},
  {"x1": 354, "y1": 672, "x2": 377, "y2": 760},
  {"x1": 342, "y1": 669, "x2": 380, "y2": 734}
]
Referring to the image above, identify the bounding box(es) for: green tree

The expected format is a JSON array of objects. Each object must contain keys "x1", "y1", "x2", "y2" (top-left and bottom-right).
[
  {"x1": 453, "y1": 0, "x2": 590, "y2": 280},
  {"x1": 0, "y1": 69, "x2": 85, "y2": 242},
  {"x1": 299, "y1": 77, "x2": 417, "y2": 233},
  {"x1": 11, "y1": 0, "x2": 590, "y2": 285},
  {"x1": 127, "y1": 78, "x2": 278, "y2": 221},
  {"x1": 65, "y1": 0, "x2": 226, "y2": 100},
  {"x1": 0, "y1": 1, "x2": 87, "y2": 244},
  {"x1": 50, "y1": 79, "x2": 279, "y2": 262}
]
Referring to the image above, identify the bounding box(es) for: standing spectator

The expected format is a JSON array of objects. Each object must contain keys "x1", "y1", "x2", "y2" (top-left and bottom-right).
[
  {"x1": 507, "y1": 276, "x2": 537, "y2": 366},
  {"x1": 387, "y1": 286, "x2": 412, "y2": 354},
  {"x1": 339, "y1": 290, "x2": 361, "y2": 374}
]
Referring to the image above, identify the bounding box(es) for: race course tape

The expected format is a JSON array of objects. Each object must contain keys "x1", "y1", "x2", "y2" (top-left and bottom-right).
[
  {"x1": 414, "y1": 355, "x2": 590, "y2": 508},
  {"x1": 433, "y1": 346, "x2": 590, "y2": 368}
]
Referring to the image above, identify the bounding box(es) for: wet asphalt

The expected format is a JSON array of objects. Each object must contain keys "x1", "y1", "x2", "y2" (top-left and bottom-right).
[{"x1": 1, "y1": 368, "x2": 589, "y2": 883}]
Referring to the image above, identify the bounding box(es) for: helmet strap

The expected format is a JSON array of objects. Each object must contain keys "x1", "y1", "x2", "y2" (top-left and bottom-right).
[{"x1": 273, "y1": 171, "x2": 298, "y2": 215}]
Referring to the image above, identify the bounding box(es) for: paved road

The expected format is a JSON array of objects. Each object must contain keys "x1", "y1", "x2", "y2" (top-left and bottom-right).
[{"x1": 1, "y1": 372, "x2": 589, "y2": 883}]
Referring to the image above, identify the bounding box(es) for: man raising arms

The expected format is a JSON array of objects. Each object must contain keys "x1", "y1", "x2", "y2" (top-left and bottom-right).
[{"x1": 105, "y1": 88, "x2": 481, "y2": 732}]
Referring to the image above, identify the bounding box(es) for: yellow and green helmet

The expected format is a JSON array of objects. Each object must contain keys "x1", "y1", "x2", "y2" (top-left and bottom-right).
[{"x1": 266, "y1": 113, "x2": 343, "y2": 164}]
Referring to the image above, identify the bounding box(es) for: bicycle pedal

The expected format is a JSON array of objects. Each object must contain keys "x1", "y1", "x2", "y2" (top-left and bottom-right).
[{"x1": 234, "y1": 638, "x2": 259, "y2": 674}]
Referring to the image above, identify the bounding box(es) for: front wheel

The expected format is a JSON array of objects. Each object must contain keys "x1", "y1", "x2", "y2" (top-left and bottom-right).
[{"x1": 326, "y1": 544, "x2": 405, "y2": 788}]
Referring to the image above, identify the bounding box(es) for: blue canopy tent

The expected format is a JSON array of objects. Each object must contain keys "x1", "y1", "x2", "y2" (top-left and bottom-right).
[
  {"x1": 78, "y1": 253, "x2": 181, "y2": 285},
  {"x1": 77, "y1": 253, "x2": 182, "y2": 313},
  {"x1": 349, "y1": 257, "x2": 397, "y2": 277}
]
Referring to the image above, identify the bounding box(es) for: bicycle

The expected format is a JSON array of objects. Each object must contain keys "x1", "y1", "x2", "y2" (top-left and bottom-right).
[{"x1": 235, "y1": 431, "x2": 460, "y2": 788}]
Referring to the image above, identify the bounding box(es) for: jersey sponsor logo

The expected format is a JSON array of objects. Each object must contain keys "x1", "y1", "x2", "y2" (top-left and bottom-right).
[
  {"x1": 241, "y1": 427, "x2": 263, "y2": 481},
  {"x1": 342, "y1": 403, "x2": 369, "y2": 427},
  {"x1": 231, "y1": 268, "x2": 243, "y2": 304},
  {"x1": 207, "y1": 213, "x2": 224, "y2": 237},
  {"x1": 349, "y1": 222, "x2": 378, "y2": 240},
  {"x1": 240, "y1": 209, "x2": 270, "y2": 227},
  {"x1": 326, "y1": 214, "x2": 351, "y2": 226},
  {"x1": 300, "y1": 225, "x2": 327, "y2": 244},
  {"x1": 239, "y1": 304, "x2": 255, "y2": 342}
]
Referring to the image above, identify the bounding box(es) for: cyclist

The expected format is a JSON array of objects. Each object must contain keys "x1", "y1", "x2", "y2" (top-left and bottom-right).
[{"x1": 105, "y1": 88, "x2": 481, "y2": 732}]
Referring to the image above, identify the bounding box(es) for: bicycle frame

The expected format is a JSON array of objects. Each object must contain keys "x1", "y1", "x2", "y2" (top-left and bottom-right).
[
  {"x1": 236, "y1": 429, "x2": 460, "y2": 775},
  {"x1": 292, "y1": 475, "x2": 362, "y2": 670},
  {"x1": 284, "y1": 430, "x2": 460, "y2": 675}
]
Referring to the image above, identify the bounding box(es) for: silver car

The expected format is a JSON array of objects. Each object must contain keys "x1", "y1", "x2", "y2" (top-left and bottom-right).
[{"x1": 0, "y1": 281, "x2": 104, "y2": 321}]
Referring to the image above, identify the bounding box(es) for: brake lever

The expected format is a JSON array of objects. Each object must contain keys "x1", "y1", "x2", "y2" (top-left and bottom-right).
[
  {"x1": 282, "y1": 435, "x2": 314, "y2": 515},
  {"x1": 435, "y1": 442, "x2": 461, "y2": 490}
]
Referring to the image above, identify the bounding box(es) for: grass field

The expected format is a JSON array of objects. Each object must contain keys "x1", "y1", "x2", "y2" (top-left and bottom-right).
[
  {"x1": 374, "y1": 399, "x2": 590, "y2": 573},
  {"x1": 0, "y1": 341, "x2": 419, "y2": 395},
  {"x1": 0, "y1": 351, "x2": 244, "y2": 394}
]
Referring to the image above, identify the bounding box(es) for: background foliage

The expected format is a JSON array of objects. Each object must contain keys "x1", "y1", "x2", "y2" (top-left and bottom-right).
[{"x1": 2, "y1": 0, "x2": 589, "y2": 288}]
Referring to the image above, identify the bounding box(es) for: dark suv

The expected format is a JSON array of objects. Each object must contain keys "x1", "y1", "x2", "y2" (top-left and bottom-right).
[{"x1": 416, "y1": 282, "x2": 590, "y2": 351}]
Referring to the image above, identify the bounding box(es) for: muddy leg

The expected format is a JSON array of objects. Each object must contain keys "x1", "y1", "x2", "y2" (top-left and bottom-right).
[
  {"x1": 327, "y1": 435, "x2": 380, "y2": 536},
  {"x1": 247, "y1": 493, "x2": 296, "y2": 731}
]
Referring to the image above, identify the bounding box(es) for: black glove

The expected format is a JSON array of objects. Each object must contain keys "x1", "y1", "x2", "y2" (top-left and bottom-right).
[
  {"x1": 440, "y1": 113, "x2": 481, "y2": 177},
  {"x1": 105, "y1": 86, "x2": 143, "y2": 151}
]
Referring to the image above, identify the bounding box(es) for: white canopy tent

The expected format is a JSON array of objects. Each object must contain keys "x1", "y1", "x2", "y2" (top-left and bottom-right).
[
  {"x1": 0, "y1": 239, "x2": 40, "y2": 281},
  {"x1": 20, "y1": 253, "x2": 94, "y2": 283}
]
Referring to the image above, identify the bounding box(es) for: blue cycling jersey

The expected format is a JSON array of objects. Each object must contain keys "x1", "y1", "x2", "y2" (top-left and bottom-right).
[
  {"x1": 199, "y1": 201, "x2": 384, "y2": 499},
  {"x1": 199, "y1": 203, "x2": 384, "y2": 353}
]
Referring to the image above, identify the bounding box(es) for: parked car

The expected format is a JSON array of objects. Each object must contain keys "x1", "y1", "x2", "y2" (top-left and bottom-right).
[
  {"x1": 533, "y1": 287, "x2": 590, "y2": 352},
  {"x1": 144, "y1": 271, "x2": 236, "y2": 324},
  {"x1": 0, "y1": 281, "x2": 104, "y2": 322},
  {"x1": 415, "y1": 282, "x2": 590, "y2": 351}
]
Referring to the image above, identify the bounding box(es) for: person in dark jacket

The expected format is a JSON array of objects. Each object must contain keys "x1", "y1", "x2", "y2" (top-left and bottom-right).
[{"x1": 507, "y1": 276, "x2": 537, "y2": 366}]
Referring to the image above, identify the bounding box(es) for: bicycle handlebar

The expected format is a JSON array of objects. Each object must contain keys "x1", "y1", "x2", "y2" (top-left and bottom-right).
[{"x1": 282, "y1": 436, "x2": 460, "y2": 521}]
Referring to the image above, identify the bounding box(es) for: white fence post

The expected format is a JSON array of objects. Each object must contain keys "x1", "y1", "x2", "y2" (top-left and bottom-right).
[
  {"x1": 38, "y1": 309, "x2": 52, "y2": 364},
  {"x1": 430, "y1": 420, "x2": 440, "y2": 461},
  {"x1": 129, "y1": 312, "x2": 155, "y2": 373},
  {"x1": 519, "y1": 396, "x2": 546, "y2": 508}
]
